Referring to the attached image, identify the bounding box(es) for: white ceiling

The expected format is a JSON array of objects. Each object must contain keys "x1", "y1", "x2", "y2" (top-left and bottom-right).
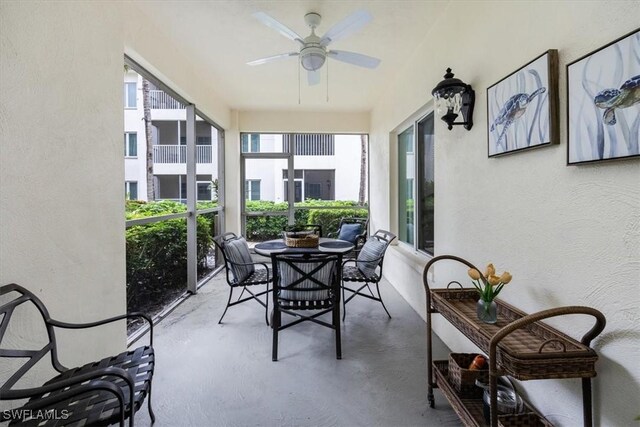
[{"x1": 134, "y1": 1, "x2": 448, "y2": 112}]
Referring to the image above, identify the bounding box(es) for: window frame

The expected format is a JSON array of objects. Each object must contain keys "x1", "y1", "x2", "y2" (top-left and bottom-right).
[
  {"x1": 395, "y1": 106, "x2": 435, "y2": 256},
  {"x1": 124, "y1": 132, "x2": 137, "y2": 158},
  {"x1": 124, "y1": 82, "x2": 137, "y2": 109},
  {"x1": 125, "y1": 181, "x2": 138, "y2": 200},
  {"x1": 245, "y1": 179, "x2": 261, "y2": 201}
]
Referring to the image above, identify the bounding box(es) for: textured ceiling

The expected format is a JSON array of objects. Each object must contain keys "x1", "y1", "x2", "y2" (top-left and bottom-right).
[{"x1": 133, "y1": 1, "x2": 448, "y2": 112}]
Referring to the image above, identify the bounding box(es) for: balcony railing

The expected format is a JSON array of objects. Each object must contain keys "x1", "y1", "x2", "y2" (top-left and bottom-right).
[
  {"x1": 149, "y1": 90, "x2": 185, "y2": 109},
  {"x1": 153, "y1": 145, "x2": 213, "y2": 164}
]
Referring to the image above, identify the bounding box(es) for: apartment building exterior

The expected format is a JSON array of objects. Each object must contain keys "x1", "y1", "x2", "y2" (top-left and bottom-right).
[{"x1": 124, "y1": 71, "x2": 365, "y2": 203}]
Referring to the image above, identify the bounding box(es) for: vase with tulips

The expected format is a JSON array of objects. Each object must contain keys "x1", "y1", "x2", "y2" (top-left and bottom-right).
[{"x1": 468, "y1": 263, "x2": 512, "y2": 324}]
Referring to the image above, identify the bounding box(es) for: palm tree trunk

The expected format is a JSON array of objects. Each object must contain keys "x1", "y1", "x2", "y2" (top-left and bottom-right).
[
  {"x1": 142, "y1": 78, "x2": 155, "y2": 200},
  {"x1": 358, "y1": 134, "x2": 367, "y2": 205}
]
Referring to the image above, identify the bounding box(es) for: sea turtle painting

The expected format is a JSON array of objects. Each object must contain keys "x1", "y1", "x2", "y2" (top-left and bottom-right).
[
  {"x1": 593, "y1": 75, "x2": 640, "y2": 125},
  {"x1": 490, "y1": 87, "x2": 546, "y2": 147}
]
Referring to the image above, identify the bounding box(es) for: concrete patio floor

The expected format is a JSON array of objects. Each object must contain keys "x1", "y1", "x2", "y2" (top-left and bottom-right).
[{"x1": 133, "y1": 272, "x2": 458, "y2": 427}]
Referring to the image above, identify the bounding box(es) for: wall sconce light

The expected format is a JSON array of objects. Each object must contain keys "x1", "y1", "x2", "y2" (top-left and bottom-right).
[{"x1": 431, "y1": 68, "x2": 475, "y2": 131}]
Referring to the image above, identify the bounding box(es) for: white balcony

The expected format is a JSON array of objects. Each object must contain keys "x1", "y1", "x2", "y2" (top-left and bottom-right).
[
  {"x1": 153, "y1": 145, "x2": 213, "y2": 164},
  {"x1": 149, "y1": 90, "x2": 185, "y2": 109}
]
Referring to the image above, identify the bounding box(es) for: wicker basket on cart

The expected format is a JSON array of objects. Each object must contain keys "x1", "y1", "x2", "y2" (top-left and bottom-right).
[{"x1": 448, "y1": 353, "x2": 489, "y2": 398}]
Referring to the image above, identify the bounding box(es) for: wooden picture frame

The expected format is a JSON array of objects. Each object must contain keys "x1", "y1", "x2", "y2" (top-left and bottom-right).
[
  {"x1": 567, "y1": 28, "x2": 640, "y2": 165},
  {"x1": 487, "y1": 50, "x2": 559, "y2": 157}
]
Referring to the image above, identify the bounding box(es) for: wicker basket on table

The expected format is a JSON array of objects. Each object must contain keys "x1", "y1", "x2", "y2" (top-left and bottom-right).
[
  {"x1": 448, "y1": 353, "x2": 489, "y2": 398},
  {"x1": 283, "y1": 231, "x2": 319, "y2": 248}
]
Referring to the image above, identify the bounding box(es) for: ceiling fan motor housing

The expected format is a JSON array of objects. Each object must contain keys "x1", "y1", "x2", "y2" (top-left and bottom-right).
[{"x1": 300, "y1": 45, "x2": 326, "y2": 71}]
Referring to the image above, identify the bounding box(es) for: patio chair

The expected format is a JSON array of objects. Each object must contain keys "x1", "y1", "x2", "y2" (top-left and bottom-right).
[
  {"x1": 270, "y1": 252, "x2": 342, "y2": 361},
  {"x1": 341, "y1": 229, "x2": 396, "y2": 320},
  {"x1": 214, "y1": 232, "x2": 271, "y2": 325},
  {"x1": 328, "y1": 217, "x2": 369, "y2": 256},
  {"x1": 0, "y1": 283, "x2": 155, "y2": 427}
]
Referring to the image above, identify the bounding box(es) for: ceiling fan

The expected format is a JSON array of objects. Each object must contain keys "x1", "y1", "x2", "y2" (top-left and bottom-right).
[{"x1": 247, "y1": 10, "x2": 381, "y2": 86}]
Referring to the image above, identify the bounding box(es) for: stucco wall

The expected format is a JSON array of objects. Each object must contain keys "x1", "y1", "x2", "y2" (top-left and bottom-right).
[
  {"x1": 0, "y1": 1, "x2": 126, "y2": 370},
  {"x1": 369, "y1": 1, "x2": 640, "y2": 425}
]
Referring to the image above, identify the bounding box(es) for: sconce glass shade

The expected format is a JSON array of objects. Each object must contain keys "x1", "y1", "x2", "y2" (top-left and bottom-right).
[{"x1": 431, "y1": 68, "x2": 475, "y2": 131}]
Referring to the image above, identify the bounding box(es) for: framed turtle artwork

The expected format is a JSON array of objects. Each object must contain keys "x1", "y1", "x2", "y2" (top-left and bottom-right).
[
  {"x1": 567, "y1": 28, "x2": 640, "y2": 165},
  {"x1": 487, "y1": 50, "x2": 559, "y2": 157}
]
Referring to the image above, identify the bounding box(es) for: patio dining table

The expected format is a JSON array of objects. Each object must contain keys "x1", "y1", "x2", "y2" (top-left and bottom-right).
[{"x1": 253, "y1": 238, "x2": 354, "y2": 257}]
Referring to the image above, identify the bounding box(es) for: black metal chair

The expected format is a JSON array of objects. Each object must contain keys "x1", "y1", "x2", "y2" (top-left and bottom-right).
[
  {"x1": 270, "y1": 252, "x2": 342, "y2": 361},
  {"x1": 0, "y1": 284, "x2": 155, "y2": 427},
  {"x1": 341, "y1": 229, "x2": 396, "y2": 320},
  {"x1": 214, "y1": 232, "x2": 271, "y2": 325},
  {"x1": 283, "y1": 224, "x2": 323, "y2": 237},
  {"x1": 328, "y1": 217, "x2": 369, "y2": 257}
]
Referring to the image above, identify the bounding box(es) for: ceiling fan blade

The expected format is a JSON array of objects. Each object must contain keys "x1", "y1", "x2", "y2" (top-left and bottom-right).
[
  {"x1": 320, "y1": 9, "x2": 372, "y2": 46},
  {"x1": 252, "y1": 12, "x2": 304, "y2": 44},
  {"x1": 307, "y1": 69, "x2": 321, "y2": 86},
  {"x1": 247, "y1": 52, "x2": 299, "y2": 66},
  {"x1": 328, "y1": 50, "x2": 381, "y2": 69}
]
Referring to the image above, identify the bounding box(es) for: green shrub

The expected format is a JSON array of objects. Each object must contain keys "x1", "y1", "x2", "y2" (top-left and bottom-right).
[{"x1": 125, "y1": 200, "x2": 213, "y2": 314}]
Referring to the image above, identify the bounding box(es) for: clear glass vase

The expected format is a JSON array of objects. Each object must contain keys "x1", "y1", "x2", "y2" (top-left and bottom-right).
[{"x1": 477, "y1": 299, "x2": 497, "y2": 324}]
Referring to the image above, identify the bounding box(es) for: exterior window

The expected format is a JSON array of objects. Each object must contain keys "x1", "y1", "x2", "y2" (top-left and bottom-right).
[
  {"x1": 125, "y1": 181, "x2": 138, "y2": 200},
  {"x1": 398, "y1": 127, "x2": 415, "y2": 245},
  {"x1": 124, "y1": 132, "x2": 137, "y2": 157},
  {"x1": 397, "y1": 111, "x2": 435, "y2": 254},
  {"x1": 124, "y1": 82, "x2": 137, "y2": 108},
  {"x1": 241, "y1": 134, "x2": 261, "y2": 153},
  {"x1": 417, "y1": 113, "x2": 435, "y2": 254},
  {"x1": 245, "y1": 180, "x2": 261, "y2": 200},
  {"x1": 197, "y1": 182, "x2": 211, "y2": 200}
]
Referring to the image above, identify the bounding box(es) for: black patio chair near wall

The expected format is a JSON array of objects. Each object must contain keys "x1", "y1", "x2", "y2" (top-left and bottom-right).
[
  {"x1": 270, "y1": 252, "x2": 342, "y2": 361},
  {"x1": 341, "y1": 229, "x2": 396, "y2": 320},
  {"x1": 328, "y1": 217, "x2": 369, "y2": 257},
  {"x1": 0, "y1": 283, "x2": 155, "y2": 427},
  {"x1": 214, "y1": 232, "x2": 271, "y2": 325},
  {"x1": 283, "y1": 224, "x2": 323, "y2": 237}
]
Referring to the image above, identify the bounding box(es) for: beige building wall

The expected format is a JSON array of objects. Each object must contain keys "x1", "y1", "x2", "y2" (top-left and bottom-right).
[{"x1": 369, "y1": 1, "x2": 640, "y2": 425}]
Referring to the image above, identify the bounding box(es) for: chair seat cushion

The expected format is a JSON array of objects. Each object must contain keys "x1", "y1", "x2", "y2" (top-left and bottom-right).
[
  {"x1": 342, "y1": 265, "x2": 379, "y2": 282},
  {"x1": 356, "y1": 238, "x2": 387, "y2": 278},
  {"x1": 225, "y1": 237, "x2": 255, "y2": 282},
  {"x1": 337, "y1": 223, "x2": 362, "y2": 244},
  {"x1": 14, "y1": 346, "x2": 154, "y2": 426}
]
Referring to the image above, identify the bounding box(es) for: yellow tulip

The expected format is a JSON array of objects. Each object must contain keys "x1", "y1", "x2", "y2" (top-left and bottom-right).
[
  {"x1": 488, "y1": 275, "x2": 501, "y2": 286},
  {"x1": 500, "y1": 271, "x2": 512, "y2": 284},
  {"x1": 468, "y1": 268, "x2": 481, "y2": 280},
  {"x1": 485, "y1": 263, "x2": 495, "y2": 277}
]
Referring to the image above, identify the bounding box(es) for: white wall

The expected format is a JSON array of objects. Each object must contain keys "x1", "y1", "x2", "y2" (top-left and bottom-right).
[
  {"x1": 369, "y1": 1, "x2": 640, "y2": 425},
  {"x1": 0, "y1": 1, "x2": 126, "y2": 369}
]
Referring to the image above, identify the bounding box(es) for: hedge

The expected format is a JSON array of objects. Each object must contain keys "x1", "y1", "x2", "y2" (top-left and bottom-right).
[
  {"x1": 125, "y1": 200, "x2": 214, "y2": 314},
  {"x1": 245, "y1": 199, "x2": 368, "y2": 240}
]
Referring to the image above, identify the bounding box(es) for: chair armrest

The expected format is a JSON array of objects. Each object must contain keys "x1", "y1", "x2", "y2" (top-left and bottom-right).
[
  {"x1": 341, "y1": 259, "x2": 358, "y2": 268},
  {"x1": 48, "y1": 313, "x2": 153, "y2": 347},
  {"x1": 2, "y1": 366, "x2": 135, "y2": 401}
]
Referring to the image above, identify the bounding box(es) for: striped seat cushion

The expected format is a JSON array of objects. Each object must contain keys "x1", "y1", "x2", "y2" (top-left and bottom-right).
[
  {"x1": 224, "y1": 237, "x2": 255, "y2": 283},
  {"x1": 278, "y1": 260, "x2": 335, "y2": 302},
  {"x1": 356, "y1": 238, "x2": 387, "y2": 278}
]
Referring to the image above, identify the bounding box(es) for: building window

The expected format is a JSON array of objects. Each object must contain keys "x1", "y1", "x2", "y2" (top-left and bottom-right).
[
  {"x1": 124, "y1": 82, "x2": 137, "y2": 108},
  {"x1": 282, "y1": 169, "x2": 335, "y2": 202},
  {"x1": 241, "y1": 134, "x2": 261, "y2": 153},
  {"x1": 398, "y1": 127, "x2": 414, "y2": 245},
  {"x1": 245, "y1": 180, "x2": 261, "y2": 200},
  {"x1": 125, "y1": 181, "x2": 138, "y2": 200},
  {"x1": 197, "y1": 182, "x2": 211, "y2": 201},
  {"x1": 397, "y1": 112, "x2": 435, "y2": 254},
  {"x1": 124, "y1": 132, "x2": 137, "y2": 157}
]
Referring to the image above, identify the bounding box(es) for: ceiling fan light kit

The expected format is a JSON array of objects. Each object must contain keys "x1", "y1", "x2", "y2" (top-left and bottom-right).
[{"x1": 248, "y1": 9, "x2": 381, "y2": 88}]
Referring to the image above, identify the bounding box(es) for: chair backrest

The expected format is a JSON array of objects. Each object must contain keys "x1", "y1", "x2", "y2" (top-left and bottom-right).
[
  {"x1": 356, "y1": 230, "x2": 397, "y2": 278},
  {"x1": 213, "y1": 232, "x2": 255, "y2": 283},
  {"x1": 0, "y1": 284, "x2": 64, "y2": 396},
  {"x1": 337, "y1": 217, "x2": 369, "y2": 244},
  {"x1": 271, "y1": 253, "x2": 339, "y2": 305}
]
